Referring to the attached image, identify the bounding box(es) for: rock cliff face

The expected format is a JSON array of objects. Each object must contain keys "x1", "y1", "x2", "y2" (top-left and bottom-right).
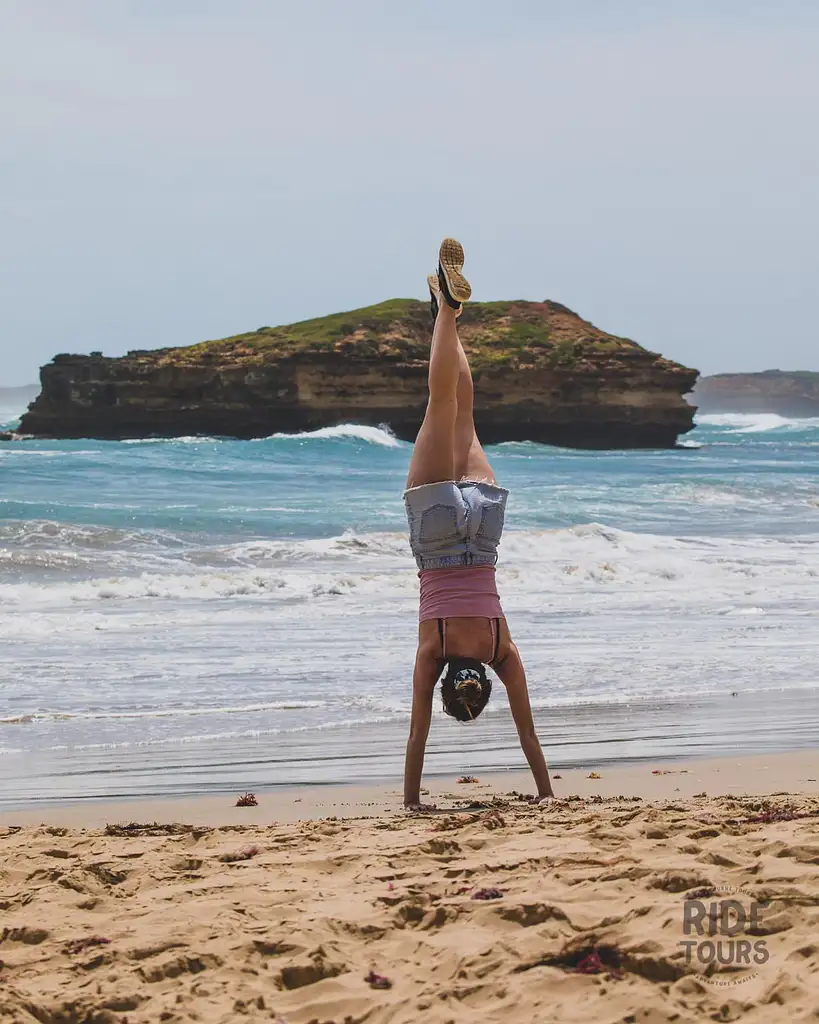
[
  {"x1": 19, "y1": 299, "x2": 698, "y2": 448},
  {"x1": 691, "y1": 371, "x2": 819, "y2": 417}
]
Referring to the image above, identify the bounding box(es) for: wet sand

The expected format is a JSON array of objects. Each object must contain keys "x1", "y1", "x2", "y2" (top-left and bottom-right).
[{"x1": 2, "y1": 750, "x2": 817, "y2": 828}]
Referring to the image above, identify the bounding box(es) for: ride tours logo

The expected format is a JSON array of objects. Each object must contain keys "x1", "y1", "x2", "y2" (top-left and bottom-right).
[{"x1": 680, "y1": 886, "x2": 770, "y2": 986}]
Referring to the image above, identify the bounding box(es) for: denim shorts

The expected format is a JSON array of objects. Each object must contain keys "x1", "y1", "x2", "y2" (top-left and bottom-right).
[{"x1": 403, "y1": 480, "x2": 509, "y2": 570}]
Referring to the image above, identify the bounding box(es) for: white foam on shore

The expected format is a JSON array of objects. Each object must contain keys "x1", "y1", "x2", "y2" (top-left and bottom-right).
[
  {"x1": 2, "y1": 522, "x2": 817, "y2": 770},
  {"x1": 0, "y1": 701, "x2": 324, "y2": 725}
]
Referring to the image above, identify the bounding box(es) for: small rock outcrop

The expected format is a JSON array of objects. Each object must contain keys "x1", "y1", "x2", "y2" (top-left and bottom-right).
[
  {"x1": 18, "y1": 299, "x2": 698, "y2": 448},
  {"x1": 691, "y1": 371, "x2": 819, "y2": 417}
]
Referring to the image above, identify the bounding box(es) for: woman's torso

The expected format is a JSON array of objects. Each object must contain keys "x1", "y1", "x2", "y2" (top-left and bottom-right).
[
  {"x1": 405, "y1": 478, "x2": 511, "y2": 663},
  {"x1": 418, "y1": 565, "x2": 503, "y2": 621},
  {"x1": 419, "y1": 615, "x2": 511, "y2": 665}
]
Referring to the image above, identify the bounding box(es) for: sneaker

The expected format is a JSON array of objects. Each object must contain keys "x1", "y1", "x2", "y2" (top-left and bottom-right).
[
  {"x1": 427, "y1": 273, "x2": 461, "y2": 324},
  {"x1": 437, "y1": 237, "x2": 471, "y2": 309}
]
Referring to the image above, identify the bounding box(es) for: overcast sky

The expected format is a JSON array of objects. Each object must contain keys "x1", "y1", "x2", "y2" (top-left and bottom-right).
[{"x1": 1, "y1": 1, "x2": 817, "y2": 386}]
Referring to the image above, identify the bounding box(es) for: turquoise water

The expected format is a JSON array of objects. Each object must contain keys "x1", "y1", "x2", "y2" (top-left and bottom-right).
[{"x1": 1, "y1": 406, "x2": 818, "y2": 806}]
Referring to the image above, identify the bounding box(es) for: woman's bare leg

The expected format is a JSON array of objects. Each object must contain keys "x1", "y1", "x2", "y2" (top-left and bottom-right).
[
  {"x1": 453, "y1": 336, "x2": 497, "y2": 483},
  {"x1": 405, "y1": 304, "x2": 461, "y2": 489}
]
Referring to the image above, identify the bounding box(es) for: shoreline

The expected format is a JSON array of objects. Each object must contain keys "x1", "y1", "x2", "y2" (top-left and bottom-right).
[
  {"x1": 2, "y1": 749, "x2": 816, "y2": 827},
  {"x1": 3, "y1": 687, "x2": 818, "y2": 811}
]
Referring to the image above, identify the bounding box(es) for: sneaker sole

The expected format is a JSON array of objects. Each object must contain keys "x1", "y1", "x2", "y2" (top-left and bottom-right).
[
  {"x1": 439, "y1": 238, "x2": 472, "y2": 304},
  {"x1": 427, "y1": 273, "x2": 461, "y2": 321}
]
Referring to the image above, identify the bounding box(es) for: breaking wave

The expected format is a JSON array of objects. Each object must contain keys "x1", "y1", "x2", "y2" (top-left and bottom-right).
[
  {"x1": 266, "y1": 423, "x2": 401, "y2": 447},
  {"x1": 697, "y1": 413, "x2": 819, "y2": 434},
  {"x1": 2, "y1": 523, "x2": 817, "y2": 611}
]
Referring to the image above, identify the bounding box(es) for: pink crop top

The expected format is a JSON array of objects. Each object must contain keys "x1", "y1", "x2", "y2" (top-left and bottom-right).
[{"x1": 418, "y1": 566, "x2": 504, "y2": 623}]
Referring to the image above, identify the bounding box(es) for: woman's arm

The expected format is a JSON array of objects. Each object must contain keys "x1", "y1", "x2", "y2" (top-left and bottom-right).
[
  {"x1": 403, "y1": 645, "x2": 441, "y2": 808},
  {"x1": 494, "y1": 642, "x2": 554, "y2": 799}
]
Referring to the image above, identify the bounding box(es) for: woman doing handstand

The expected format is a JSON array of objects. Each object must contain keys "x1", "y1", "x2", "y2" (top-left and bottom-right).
[{"x1": 402, "y1": 238, "x2": 554, "y2": 810}]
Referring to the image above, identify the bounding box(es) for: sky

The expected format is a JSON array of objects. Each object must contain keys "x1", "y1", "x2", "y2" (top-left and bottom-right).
[{"x1": 1, "y1": 1, "x2": 818, "y2": 386}]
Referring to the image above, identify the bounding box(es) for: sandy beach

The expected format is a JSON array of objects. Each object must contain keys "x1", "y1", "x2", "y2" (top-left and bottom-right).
[{"x1": 1, "y1": 752, "x2": 818, "y2": 1023}]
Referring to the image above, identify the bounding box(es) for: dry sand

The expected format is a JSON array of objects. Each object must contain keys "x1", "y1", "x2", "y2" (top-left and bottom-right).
[{"x1": 1, "y1": 751, "x2": 818, "y2": 1024}]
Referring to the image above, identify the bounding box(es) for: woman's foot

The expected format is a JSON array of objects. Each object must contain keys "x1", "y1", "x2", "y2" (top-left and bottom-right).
[
  {"x1": 427, "y1": 273, "x2": 461, "y2": 325},
  {"x1": 438, "y1": 237, "x2": 472, "y2": 308}
]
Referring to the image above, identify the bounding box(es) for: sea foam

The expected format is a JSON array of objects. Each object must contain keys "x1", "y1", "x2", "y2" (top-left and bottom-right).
[
  {"x1": 697, "y1": 412, "x2": 819, "y2": 433},
  {"x1": 266, "y1": 423, "x2": 402, "y2": 447}
]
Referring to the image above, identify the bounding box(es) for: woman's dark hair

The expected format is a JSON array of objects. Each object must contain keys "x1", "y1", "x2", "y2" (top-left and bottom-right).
[{"x1": 440, "y1": 658, "x2": 492, "y2": 722}]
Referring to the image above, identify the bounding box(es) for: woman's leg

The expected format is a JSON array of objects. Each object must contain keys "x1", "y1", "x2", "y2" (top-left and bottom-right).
[
  {"x1": 453, "y1": 336, "x2": 497, "y2": 483},
  {"x1": 405, "y1": 304, "x2": 461, "y2": 489}
]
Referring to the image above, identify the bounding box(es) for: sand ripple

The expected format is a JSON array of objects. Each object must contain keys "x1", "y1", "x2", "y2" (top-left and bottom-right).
[{"x1": 1, "y1": 793, "x2": 818, "y2": 1023}]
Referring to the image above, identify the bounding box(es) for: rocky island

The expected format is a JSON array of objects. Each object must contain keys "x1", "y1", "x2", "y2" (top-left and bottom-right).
[
  {"x1": 691, "y1": 371, "x2": 819, "y2": 417},
  {"x1": 16, "y1": 299, "x2": 698, "y2": 448}
]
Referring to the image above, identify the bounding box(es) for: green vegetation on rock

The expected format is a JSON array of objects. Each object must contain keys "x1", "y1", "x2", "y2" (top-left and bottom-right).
[{"x1": 151, "y1": 297, "x2": 648, "y2": 372}]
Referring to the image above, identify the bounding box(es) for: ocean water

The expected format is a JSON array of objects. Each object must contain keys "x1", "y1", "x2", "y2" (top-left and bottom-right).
[{"x1": 1, "y1": 400, "x2": 818, "y2": 807}]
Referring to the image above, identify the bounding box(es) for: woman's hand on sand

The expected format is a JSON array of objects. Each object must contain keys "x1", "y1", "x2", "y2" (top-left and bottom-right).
[
  {"x1": 536, "y1": 794, "x2": 573, "y2": 809},
  {"x1": 530, "y1": 792, "x2": 557, "y2": 805}
]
